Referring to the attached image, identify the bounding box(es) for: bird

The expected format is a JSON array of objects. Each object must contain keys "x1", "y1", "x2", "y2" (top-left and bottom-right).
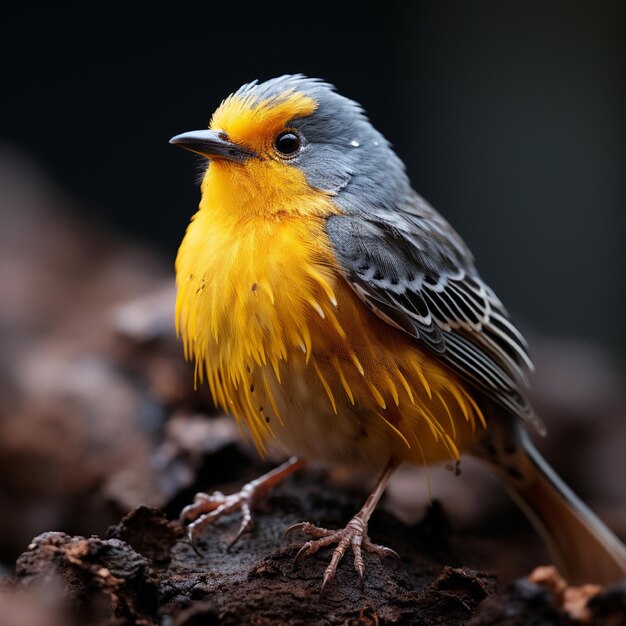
[{"x1": 170, "y1": 74, "x2": 626, "y2": 594}]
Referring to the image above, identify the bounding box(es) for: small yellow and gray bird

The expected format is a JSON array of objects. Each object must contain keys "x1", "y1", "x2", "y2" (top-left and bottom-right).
[{"x1": 170, "y1": 74, "x2": 626, "y2": 592}]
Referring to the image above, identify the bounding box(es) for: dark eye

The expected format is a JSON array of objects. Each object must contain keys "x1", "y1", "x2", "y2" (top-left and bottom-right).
[{"x1": 275, "y1": 131, "x2": 301, "y2": 157}]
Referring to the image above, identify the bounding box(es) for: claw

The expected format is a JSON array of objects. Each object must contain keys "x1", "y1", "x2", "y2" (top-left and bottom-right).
[
  {"x1": 381, "y1": 547, "x2": 401, "y2": 563},
  {"x1": 187, "y1": 527, "x2": 204, "y2": 557},
  {"x1": 227, "y1": 515, "x2": 254, "y2": 550},
  {"x1": 284, "y1": 521, "x2": 308, "y2": 538},
  {"x1": 318, "y1": 581, "x2": 328, "y2": 601},
  {"x1": 319, "y1": 569, "x2": 334, "y2": 601},
  {"x1": 293, "y1": 542, "x2": 312, "y2": 570}
]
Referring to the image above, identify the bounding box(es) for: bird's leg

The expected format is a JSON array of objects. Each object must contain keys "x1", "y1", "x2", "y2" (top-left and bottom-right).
[
  {"x1": 284, "y1": 458, "x2": 400, "y2": 597},
  {"x1": 180, "y1": 456, "x2": 305, "y2": 550}
]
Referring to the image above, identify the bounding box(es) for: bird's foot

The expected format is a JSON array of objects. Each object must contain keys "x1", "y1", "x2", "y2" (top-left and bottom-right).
[
  {"x1": 284, "y1": 515, "x2": 399, "y2": 597},
  {"x1": 179, "y1": 457, "x2": 305, "y2": 552},
  {"x1": 180, "y1": 484, "x2": 258, "y2": 551}
]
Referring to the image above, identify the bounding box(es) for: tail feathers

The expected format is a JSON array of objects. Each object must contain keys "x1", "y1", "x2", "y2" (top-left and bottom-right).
[{"x1": 502, "y1": 431, "x2": 626, "y2": 585}]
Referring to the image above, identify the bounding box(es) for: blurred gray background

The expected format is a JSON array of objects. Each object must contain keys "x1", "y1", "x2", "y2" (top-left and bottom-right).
[{"x1": 2, "y1": 0, "x2": 625, "y2": 356}]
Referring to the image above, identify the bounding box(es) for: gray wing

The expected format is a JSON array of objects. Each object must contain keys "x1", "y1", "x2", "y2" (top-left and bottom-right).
[{"x1": 325, "y1": 192, "x2": 545, "y2": 434}]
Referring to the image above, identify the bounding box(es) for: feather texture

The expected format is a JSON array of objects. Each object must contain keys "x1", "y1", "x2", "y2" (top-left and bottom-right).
[
  {"x1": 176, "y1": 171, "x2": 485, "y2": 467},
  {"x1": 326, "y1": 191, "x2": 544, "y2": 435}
]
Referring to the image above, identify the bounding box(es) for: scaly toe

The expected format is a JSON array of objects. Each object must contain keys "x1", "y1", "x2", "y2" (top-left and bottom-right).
[
  {"x1": 284, "y1": 521, "x2": 332, "y2": 539},
  {"x1": 179, "y1": 491, "x2": 227, "y2": 524},
  {"x1": 285, "y1": 518, "x2": 397, "y2": 594},
  {"x1": 292, "y1": 532, "x2": 343, "y2": 570},
  {"x1": 180, "y1": 489, "x2": 257, "y2": 549},
  {"x1": 362, "y1": 538, "x2": 401, "y2": 563}
]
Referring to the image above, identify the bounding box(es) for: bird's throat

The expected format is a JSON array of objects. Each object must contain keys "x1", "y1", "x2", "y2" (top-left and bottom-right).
[{"x1": 200, "y1": 160, "x2": 338, "y2": 220}]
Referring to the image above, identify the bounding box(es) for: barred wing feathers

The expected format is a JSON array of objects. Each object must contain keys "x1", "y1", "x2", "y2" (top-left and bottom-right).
[{"x1": 325, "y1": 192, "x2": 545, "y2": 434}]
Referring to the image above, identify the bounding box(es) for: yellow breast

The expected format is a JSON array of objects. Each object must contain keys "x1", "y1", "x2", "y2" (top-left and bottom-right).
[
  {"x1": 175, "y1": 182, "x2": 339, "y2": 446},
  {"x1": 176, "y1": 180, "x2": 484, "y2": 466}
]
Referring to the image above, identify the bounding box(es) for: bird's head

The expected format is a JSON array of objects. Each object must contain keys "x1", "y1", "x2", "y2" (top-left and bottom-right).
[{"x1": 170, "y1": 75, "x2": 410, "y2": 218}]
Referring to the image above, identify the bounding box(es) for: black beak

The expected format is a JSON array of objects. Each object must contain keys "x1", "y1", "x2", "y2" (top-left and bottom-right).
[{"x1": 169, "y1": 129, "x2": 256, "y2": 162}]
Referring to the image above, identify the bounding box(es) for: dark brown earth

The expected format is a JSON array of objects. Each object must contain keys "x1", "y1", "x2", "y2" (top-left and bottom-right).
[{"x1": 7, "y1": 493, "x2": 626, "y2": 625}]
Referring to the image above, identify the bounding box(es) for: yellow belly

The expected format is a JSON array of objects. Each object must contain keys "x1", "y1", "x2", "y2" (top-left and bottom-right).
[{"x1": 176, "y1": 209, "x2": 485, "y2": 469}]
